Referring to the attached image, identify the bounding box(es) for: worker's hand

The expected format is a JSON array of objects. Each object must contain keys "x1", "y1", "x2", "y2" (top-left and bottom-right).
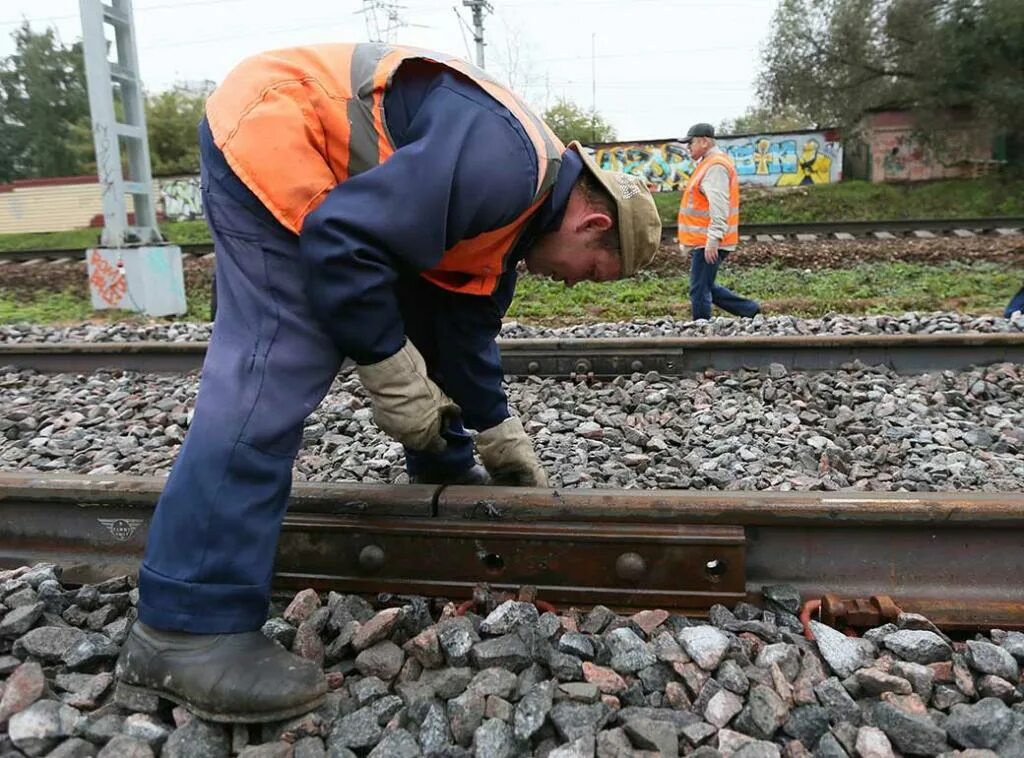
[
  {"x1": 356, "y1": 341, "x2": 460, "y2": 453},
  {"x1": 704, "y1": 239, "x2": 720, "y2": 264},
  {"x1": 475, "y1": 417, "x2": 549, "y2": 487}
]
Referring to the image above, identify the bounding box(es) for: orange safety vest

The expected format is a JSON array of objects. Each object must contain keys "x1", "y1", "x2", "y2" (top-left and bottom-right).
[
  {"x1": 205, "y1": 43, "x2": 564, "y2": 296},
  {"x1": 677, "y1": 151, "x2": 740, "y2": 248}
]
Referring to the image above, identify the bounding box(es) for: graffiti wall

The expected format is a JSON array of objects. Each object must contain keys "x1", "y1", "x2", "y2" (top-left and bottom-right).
[
  {"x1": 593, "y1": 130, "x2": 843, "y2": 192},
  {"x1": 159, "y1": 176, "x2": 202, "y2": 220}
]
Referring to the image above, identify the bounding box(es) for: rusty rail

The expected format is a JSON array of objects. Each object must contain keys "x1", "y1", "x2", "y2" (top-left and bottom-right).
[
  {"x1": 1, "y1": 331, "x2": 1022, "y2": 377},
  {"x1": 0, "y1": 472, "x2": 1021, "y2": 629}
]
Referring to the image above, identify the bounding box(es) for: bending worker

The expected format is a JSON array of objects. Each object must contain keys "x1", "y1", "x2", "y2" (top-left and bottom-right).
[
  {"x1": 116, "y1": 43, "x2": 660, "y2": 723},
  {"x1": 678, "y1": 122, "x2": 760, "y2": 320}
]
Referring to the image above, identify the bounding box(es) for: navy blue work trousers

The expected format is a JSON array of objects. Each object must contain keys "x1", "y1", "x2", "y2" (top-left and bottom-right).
[
  {"x1": 688, "y1": 248, "x2": 760, "y2": 321},
  {"x1": 138, "y1": 138, "x2": 474, "y2": 633},
  {"x1": 1006, "y1": 285, "x2": 1024, "y2": 318}
]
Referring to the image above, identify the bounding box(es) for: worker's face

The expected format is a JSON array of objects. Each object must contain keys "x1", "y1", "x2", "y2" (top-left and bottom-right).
[
  {"x1": 688, "y1": 136, "x2": 710, "y2": 159},
  {"x1": 524, "y1": 186, "x2": 622, "y2": 287}
]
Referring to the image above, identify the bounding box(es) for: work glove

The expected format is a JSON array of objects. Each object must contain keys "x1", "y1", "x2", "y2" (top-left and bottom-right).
[
  {"x1": 356, "y1": 341, "x2": 460, "y2": 453},
  {"x1": 475, "y1": 417, "x2": 549, "y2": 487}
]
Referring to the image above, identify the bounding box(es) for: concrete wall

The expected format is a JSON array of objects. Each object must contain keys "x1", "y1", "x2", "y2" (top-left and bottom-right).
[
  {"x1": 591, "y1": 129, "x2": 843, "y2": 192},
  {"x1": 852, "y1": 110, "x2": 998, "y2": 182}
]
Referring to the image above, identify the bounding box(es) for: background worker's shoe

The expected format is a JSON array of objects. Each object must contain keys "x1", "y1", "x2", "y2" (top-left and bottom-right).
[
  {"x1": 116, "y1": 622, "x2": 327, "y2": 723},
  {"x1": 409, "y1": 463, "x2": 490, "y2": 486}
]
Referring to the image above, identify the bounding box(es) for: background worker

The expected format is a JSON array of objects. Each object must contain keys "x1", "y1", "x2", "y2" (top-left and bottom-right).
[
  {"x1": 1006, "y1": 284, "x2": 1024, "y2": 319},
  {"x1": 116, "y1": 43, "x2": 661, "y2": 723},
  {"x1": 678, "y1": 122, "x2": 761, "y2": 321}
]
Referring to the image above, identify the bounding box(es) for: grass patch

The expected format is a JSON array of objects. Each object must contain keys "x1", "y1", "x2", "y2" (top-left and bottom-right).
[
  {"x1": 651, "y1": 175, "x2": 1024, "y2": 225},
  {"x1": 0, "y1": 285, "x2": 212, "y2": 325},
  {"x1": 0, "y1": 220, "x2": 211, "y2": 253},
  {"x1": 1, "y1": 261, "x2": 1018, "y2": 326},
  {"x1": 508, "y1": 260, "x2": 1022, "y2": 322}
]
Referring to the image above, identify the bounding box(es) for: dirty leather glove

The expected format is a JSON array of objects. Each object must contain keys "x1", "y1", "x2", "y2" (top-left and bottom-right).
[
  {"x1": 475, "y1": 416, "x2": 549, "y2": 487},
  {"x1": 356, "y1": 341, "x2": 460, "y2": 453}
]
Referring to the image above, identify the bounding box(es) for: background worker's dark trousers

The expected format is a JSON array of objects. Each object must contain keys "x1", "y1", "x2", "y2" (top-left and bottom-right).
[
  {"x1": 689, "y1": 248, "x2": 760, "y2": 321},
  {"x1": 138, "y1": 126, "x2": 473, "y2": 634}
]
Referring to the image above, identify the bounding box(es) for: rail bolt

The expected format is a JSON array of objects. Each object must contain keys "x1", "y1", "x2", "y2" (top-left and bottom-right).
[
  {"x1": 358, "y1": 544, "x2": 386, "y2": 573},
  {"x1": 630, "y1": 360, "x2": 644, "y2": 372},
  {"x1": 574, "y1": 359, "x2": 592, "y2": 375},
  {"x1": 615, "y1": 552, "x2": 647, "y2": 581},
  {"x1": 527, "y1": 361, "x2": 540, "y2": 374}
]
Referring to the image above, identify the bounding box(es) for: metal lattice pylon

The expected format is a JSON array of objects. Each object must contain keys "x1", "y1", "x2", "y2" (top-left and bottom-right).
[{"x1": 79, "y1": 0, "x2": 163, "y2": 247}]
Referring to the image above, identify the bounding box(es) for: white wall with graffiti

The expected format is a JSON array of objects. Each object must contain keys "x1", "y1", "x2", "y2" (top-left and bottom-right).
[
  {"x1": 159, "y1": 176, "x2": 203, "y2": 220},
  {"x1": 592, "y1": 129, "x2": 843, "y2": 192}
]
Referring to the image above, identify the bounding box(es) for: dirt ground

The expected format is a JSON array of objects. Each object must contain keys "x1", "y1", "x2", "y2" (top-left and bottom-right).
[{"x1": 0, "y1": 235, "x2": 1021, "y2": 299}]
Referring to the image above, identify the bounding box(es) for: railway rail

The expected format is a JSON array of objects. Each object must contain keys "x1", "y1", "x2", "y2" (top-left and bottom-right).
[
  {"x1": 0, "y1": 471, "x2": 1020, "y2": 631},
  {"x1": 2, "y1": 331, "x2": 1023, "y2": 376},
  {"x1": 1, "y1": 216, "x2": 1020, "y2": 264}
]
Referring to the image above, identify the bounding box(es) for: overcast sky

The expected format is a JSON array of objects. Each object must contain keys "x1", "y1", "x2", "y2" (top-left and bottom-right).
[{"x1": 0, "y1": 0, "x2": 778, "y2": 141}]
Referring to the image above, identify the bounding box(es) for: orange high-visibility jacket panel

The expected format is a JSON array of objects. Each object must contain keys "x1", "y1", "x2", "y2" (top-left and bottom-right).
[
  {"x1": 206, "y1": 43, "x2": 564, "y2": 295},
  {"x1": 677, "y1": 152, "x2": 740, "y2": 248}
]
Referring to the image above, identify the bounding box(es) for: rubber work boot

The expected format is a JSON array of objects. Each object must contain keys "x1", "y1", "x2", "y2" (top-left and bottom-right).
[
  {"x1": 409, "y1": 463, "x2": 491, "y2": 485},
  {"x1": 115, "y1": 622, "x2": 327, "y2": 723}
]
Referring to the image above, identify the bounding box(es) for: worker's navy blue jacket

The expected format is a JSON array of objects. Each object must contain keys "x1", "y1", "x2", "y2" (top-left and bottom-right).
[{"x1": 202, "y1": 63, "x2": 581, "y2": 432}]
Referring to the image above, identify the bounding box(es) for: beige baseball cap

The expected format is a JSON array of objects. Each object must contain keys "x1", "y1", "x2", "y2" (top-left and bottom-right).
[{"x1": 567, "y1": 141, "x2": 661, "y2": 277}]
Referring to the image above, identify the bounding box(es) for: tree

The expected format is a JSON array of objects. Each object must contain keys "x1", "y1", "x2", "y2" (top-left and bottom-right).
[
  {"x1": 542, "y1": 98, "x2": 616, "y2": 145},
  {"x1": 757, "y1": 0, "x2": 1024, "y2": 135},
  {"x1": 0, "y1": 22, "x2": 90, "y2": 181},
  {"x1": 718, "y1": 103, "x2": 816, "y2": 136},
  {"x1": 146, "y1": 83, "x2": 211, "y2": 175}
]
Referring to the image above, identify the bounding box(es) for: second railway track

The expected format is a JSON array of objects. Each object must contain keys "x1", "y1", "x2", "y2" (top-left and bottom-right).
[{"x1": 1, "y1": 216, "x2": 1021, "y2": 264}]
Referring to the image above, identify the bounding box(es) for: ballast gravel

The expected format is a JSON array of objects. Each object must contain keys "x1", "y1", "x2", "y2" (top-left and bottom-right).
[
  {"x1": 0, "y1": 563, "x2": 1022, "y2": 756},
  {"x1": 1, "y1": 360, "x2": 1022, "y2": 492}
]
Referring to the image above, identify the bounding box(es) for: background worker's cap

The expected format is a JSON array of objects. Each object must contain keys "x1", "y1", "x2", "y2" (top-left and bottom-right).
[
  {"x1": 680, "y1": 122, "x2": 716, "y2": 143},
  {"x1": 567, "y1": 141, "x2": 660, "y2": 277}
]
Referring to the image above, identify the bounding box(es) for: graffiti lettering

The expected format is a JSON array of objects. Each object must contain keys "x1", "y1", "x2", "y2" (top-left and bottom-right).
[
  {"x1": 159, "y1": 177, "x2": 202, "y2": 220},
  {"x1": 593, "y1": 131, "x2": 843, "y2": 192},
  {"x1": 88, "y1": 250, "x2": 127, "y2": 307}
]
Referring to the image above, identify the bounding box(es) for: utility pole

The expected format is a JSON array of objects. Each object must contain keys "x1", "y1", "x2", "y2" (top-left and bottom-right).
[
  {"x1": 462, "y1": 0, "x2": 492, "y2": 69},
  {"x1": 591, "y1": 32, "x2": 597, "y2": 143}
]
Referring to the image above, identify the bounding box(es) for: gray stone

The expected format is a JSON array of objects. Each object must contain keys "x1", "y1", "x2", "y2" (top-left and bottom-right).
[
  {"x1": 550, "y1": 701, "x2": 613, "y2": 742},
  {"x1": 46, "y1": 737, "x2": 99, "y2": 757},
  {"x1": 966, "y1": 640, "x2": 1020, "y2": 681},
  {"x1": 238, "y1": 743, "x2": 293, "y2": 758},
  {"x1": 469, "y1": 668, "x2": 517, "y2": 700},
  {"x1": 479, "y1": 601, "x2": 539, "y2": 636},
  {"x1": 681, "y1": 720, "x2": 718, "y2": 747},
  {"x1": 558, "y1": 632, "x2": 595, "y2": 660},
  {"x1": 814, "y1": 677, "x2": 861, "y2": 726},
  {"x1": 367, "y1": 728, "x2": 420, "y2": 758},
  {"x1": 8, "y1": 700, "x2": 80, "y2": 756},
  {"x1": 854, "y1": 726, "x2": 895, "y2": 758},
  {"x1": 548, "y1": 650, "x2": 584, "y2": 682},
  {"x1": 436, "y1": 617, "x2": 478, "y2": 667},
  {"x1": 548, "y1": 735, "x2": 595, "y2": 758},
  {"x1": 624, "y1": 717, "x2": 678, "y2": 755},
  {"x1": 470, "y1": 634, "x2": 531, "y2": 673},
  {"x1": 596, "y1": 727, "x2": 635, "y2": 756},
  {"x1": 763, "y1": 585, "x2": 801, "y2": 615},
  {"x1": 64, "y1": 633, "x2": 119, "y2": 670},
  {"x1": 945, "y1": 698, "x2": 1014, "y2": 749},
  {"x1": 756, "y1": 643, "x2": 800, "y2": 681},
  {"x1": 417, "y1": 700, "x2": 452, "y2": 753},
  {"x1": 351, "y1": 676, "x2": 389, "y2": 706},
  {"x1": 122, "y1": 713, "x2": 171, "y2": 748},
  {"x1": 514, "y1": 680, "x2": 554, "y2": 741},
  {"x1": 162, "y1": 719, "x2": 230, "y2": 758},
  {"x1": 883, "y1": 630, "x2": 952, "y2": 664},
  {"x1": 853, "y1": 668, "x2": 913, "y2": 696},
  {"x1": 932, "y1": 684, "x2": 970, "y2": 710},
  {"x1": 717, "y1": 658, "x2": 750, "y2": 694},
  {"x1": 977, "y1": 673, "x2": 1018, "y2": 702},
  {"x1": 604, "y1": 627, "x2": 656, "y2": 675},
  {"x1": 448, "y1": 688, "x2": 486, "y2": 746},
  {"x1": 1000, "y1": 631, "x2": 1024, "y2": 663},
  {"x1": 890, "y1": 660, "x2": 934, "y2": 700},
  {"x1": 96, "y1": 735, "x2": 154, "y2": 758},
  {"x1": 12, "y1": 626, "x2": 85, "y2": 663},
  {"x1": 354, "y1": 640, "x2": 404, "y2": 680},
  {"x1": 782, "y1": 705, "x2": 829, "y2": 748},
  {"x1": 580, "y1": 606, "x2": 617, "y2": 635},
  {"x1": 814, "y1": 732, "x2": 850, "y2": 757},
  {"x1": 871, "y1": 701, "x2": 948, "y2": 755},
  {"x1": 421, "y1": 666, "x2": 473, "y2": 699},
  {"x1": 678, "y1": 625, "x2": 731, "y2": 671},
  {"x1": 293, "y1": 737, "x2": 328, "y2": 758},
  {"x1": 0, "y1": 602, "x2": 44, "y2": 637},
  {"x1": 705, "y1": 688, "x2": 744, "y2": 728},
  {"x1": 809, "y1": 621, "x2": 874, "y2": 677},
  {"x1": 733, "y1": 684, "x2": 789, "y2": 740},
  {"x1": 473, "y1": 718, "x2": 518, "y2": 758},
  {"x1": 331, "y1": 706, "x2": 383, "y2": 750},
  {"x1": 261, "y1": 617, "x2": 296, "y2": 648}
]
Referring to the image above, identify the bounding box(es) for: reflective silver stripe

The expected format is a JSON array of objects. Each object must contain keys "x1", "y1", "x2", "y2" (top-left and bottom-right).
[
  {"x1": 679, "y1": 223, "x2": 708, "y2": 233},
  {"x1": 348, "y1": 43, "x2": 391, "y2": 176},
  {"x1": 684, "y1": 209, "x2": 710, "y2": 218}
]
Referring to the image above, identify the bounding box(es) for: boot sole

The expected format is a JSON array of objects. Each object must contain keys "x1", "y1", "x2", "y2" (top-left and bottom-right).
[{"x1": 116, "y1": 681, "x2": 327, "y2": 724}]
